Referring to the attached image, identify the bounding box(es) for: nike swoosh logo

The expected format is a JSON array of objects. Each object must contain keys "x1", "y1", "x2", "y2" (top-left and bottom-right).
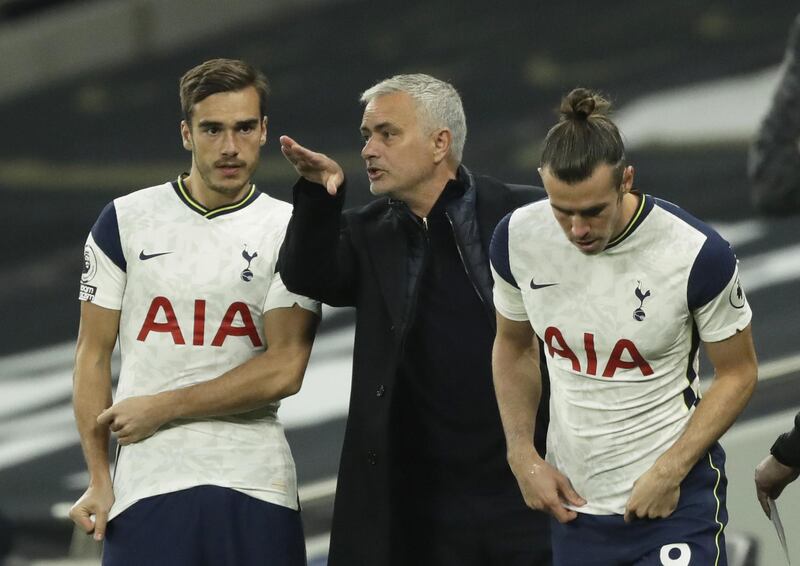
[
  {"x1": 139, "y1": 250, "x2": 173, "y2": 261},
  {"x1": 530, "y1": 278, "x2": 558, "y2": 290}
]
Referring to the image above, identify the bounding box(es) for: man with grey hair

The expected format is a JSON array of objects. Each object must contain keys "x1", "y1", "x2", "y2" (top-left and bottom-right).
[{"x1": 279, "y1": 73, "x2": 552, "y2": 565}]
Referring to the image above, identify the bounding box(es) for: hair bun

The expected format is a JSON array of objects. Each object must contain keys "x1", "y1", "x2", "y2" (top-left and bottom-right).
[{"x1": 559, "y1": 88, "x2": 610, "y2": 121}]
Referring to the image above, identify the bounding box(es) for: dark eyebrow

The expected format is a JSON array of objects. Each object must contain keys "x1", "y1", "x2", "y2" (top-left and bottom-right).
[
  {"x1": 551, "y1": 203, "x2": 608, "y2": 216},
  {"x1": 235, "y1": 119, "x2": 260, "y2": 129},
  {"x1": 197, "y1": 119, "x2": 260, "y2": 129}
]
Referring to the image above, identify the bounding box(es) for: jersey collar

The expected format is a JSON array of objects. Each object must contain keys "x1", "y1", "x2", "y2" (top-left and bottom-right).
[
  {"x1": 605, "y1": 192, "x2": 653, "y2": 250},
  {"x1": 172, "y1": 174, "x2": 260, "y2": 219}
]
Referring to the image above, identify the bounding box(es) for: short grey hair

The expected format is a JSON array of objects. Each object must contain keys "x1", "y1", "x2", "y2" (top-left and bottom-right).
[{"x1": 360, "y1": 73, "x2": 467, "y2": 162}]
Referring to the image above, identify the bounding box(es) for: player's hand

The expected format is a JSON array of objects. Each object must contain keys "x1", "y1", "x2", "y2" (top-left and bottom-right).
[
  {"x1": 755, "y1": 454, "x2": 800, "y2": 517},
  {"x1": 509, "y1": 450, "x2": 586, "y2": 523},
  {"x1": 279, "y1": 135, "x2": 344, "y2": 195},
  {"x1": 97, "y1": 395, "x2": 168, "y2": 445},
  {"x1": 624, "y1": 463, "x2": 681, "y2": 522},
  {"x1": 69, "y1": 483, "x2": 114, "y2": 541}
]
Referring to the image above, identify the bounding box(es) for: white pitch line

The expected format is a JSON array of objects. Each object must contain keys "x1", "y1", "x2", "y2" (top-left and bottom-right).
[
  {"x1": 711, "y1": 219, "x2": 768, "y2": 248},
  {"x1": 0, "y1": 368, "x2": 73, "y2": 419},
  {"x1": 738, "y1": 243, "x2": 800, "y2": 293},
  {"x1": 759, "y1": 352, "x2": 800, "y2": 381}
]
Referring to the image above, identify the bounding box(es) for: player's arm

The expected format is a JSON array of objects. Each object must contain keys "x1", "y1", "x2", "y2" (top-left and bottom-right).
[
  {"x1": 493, "y1": 312, "x2": 585, "y2": 523},
  {"x1": 69, "y1": 301, "x2": 119, "y2": 541},
  {"x1": 625, "y1": 324, "x2": 757, "y2": 522},
  {"x1": 98, "y1": 304, "x2": 318, "y2": 445}
]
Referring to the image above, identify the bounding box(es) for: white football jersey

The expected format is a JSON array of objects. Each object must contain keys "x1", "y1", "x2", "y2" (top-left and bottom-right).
[
  {"x1": 491, "y1": 194, "x2": 751, "y2": 515},
  {"x1": 79, "y1": 177, "x2": 320, "y2": 519}
]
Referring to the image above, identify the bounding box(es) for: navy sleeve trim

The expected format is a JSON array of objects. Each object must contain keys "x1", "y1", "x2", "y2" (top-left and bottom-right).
[
  {"x1": 90, "y1": 202, "x2": 126, "y2": 272},
  {"x1": 687, "y1": 233, "x2": 736, "y2": 311},
  {"x1": 490, "y1": 212, "x2": 518, "y2": 288},
  {"x1": 654, "y1": 198, "x2": 736, "y2": 310}
]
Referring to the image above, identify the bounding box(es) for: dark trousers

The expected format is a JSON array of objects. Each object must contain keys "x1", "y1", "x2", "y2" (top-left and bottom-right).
[{"x1": 392, "y1": 489, "x2": 552, "y2": 566}]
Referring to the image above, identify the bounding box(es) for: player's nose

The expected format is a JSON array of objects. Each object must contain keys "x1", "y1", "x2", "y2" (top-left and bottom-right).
[
  {"x1": 221, "y1": 131, "x2": 238, "y2": 156},
  {"x1": 570, "y1": 216, "x2": 590, "y2": 238}
]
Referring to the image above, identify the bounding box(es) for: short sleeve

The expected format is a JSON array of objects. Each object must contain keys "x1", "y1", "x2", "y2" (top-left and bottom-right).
[
  {"x1": 490, "y1": 214, "x2": 528, "y2": 321},
  {"x1": 492, "y1": 265, "x2": 529, "y2": 321},
  {"x1": 263, "y1": 269, "x2": 321, "y2": 316},
  {"x1": 693, "y1": 261, "x2": 752, "y2": 342},
  {"x1": 79, "y1": 203, "x2": 126, "y2": 309},
  {"x1": 490, "y1": 213, "x2": 518, "y2": 288}
]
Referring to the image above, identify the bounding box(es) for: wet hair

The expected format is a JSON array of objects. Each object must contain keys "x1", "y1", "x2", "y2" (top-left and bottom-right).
[
  {"x1": 540, "y1": 88, "x2": 626, "y2": 185},
  {"x1": 360, "y1": 73, "x2": 467, "y2": 162},
  {"x1": 179, "y1": 58, "x2": 269, "y2": 123}
]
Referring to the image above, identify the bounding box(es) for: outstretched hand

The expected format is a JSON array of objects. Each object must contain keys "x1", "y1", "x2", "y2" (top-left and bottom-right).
[{"x1": 280, "y1": 135, "x2": 344, "y2": 196}]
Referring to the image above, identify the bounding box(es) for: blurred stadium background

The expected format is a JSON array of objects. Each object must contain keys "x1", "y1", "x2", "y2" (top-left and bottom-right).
[{"x1": 1, "y1": 0, "x2": 799, "y2": 564}]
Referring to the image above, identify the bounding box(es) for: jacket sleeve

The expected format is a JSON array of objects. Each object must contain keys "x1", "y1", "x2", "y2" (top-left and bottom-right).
[
  {"x1": 748, "y1": 14, "x2": 800, "y2": 215},
  {"x1": 770, "y1": 411, "x2": 800, "y2": 468},
  {"x1": 507, "y1": 184, "x2": 547, "y2": 207},
  {"x1": 278, "y1": 177, "x2": 358, "y2": 307}
]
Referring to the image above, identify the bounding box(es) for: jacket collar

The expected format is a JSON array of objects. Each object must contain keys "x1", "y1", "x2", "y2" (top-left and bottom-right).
[{"x1": 363, "y1": 165, "x2": 520, "y2": 331}]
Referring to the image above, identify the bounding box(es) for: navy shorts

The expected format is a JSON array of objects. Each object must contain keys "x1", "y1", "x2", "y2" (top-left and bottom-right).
[
  {"x1": 551, "y1": 443, "x2": 728, "y2": 566},
  {"x1": 102, "y1": 485, "x2": 306, "y2": 566}
]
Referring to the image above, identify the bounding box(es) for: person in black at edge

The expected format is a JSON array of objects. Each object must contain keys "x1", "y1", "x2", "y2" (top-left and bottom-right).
[
  {"x1": 750, "y1": 13, "x2": 800, "y2": 519},
  {"x1": 748, "y1": 13, "x2": 800, "y2": 215},
  {"x1": 278, "y1": 73, "x2": 551, "y2": 565},
  {"x1": 755, "y1": 414, "x2": 800, "y2": 517}
]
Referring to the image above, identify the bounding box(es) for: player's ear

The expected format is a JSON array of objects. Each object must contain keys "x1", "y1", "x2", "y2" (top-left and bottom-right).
[
  {"x1": 621, "y1": 165, "x2": 634, "y2": 192},
  {"x1": 181, "y1": 120, "x2": 193, "y2": 150},
  {"x1": 260, "y1": 116, "x2": 268, "y2": 146}
]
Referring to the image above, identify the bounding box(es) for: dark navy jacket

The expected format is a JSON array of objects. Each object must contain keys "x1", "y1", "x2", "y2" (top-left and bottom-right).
[{"x1": 279, "y1": 165, "x2": 549, "y2": 566}]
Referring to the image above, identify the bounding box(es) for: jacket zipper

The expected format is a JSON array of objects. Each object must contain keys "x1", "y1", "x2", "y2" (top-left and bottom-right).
[
  {"x1": 396, "y1": 209, "x2": 429, "y2": 357},
  {"x1": 445, "y1": 211, "x2": 491, "y2": 319}
]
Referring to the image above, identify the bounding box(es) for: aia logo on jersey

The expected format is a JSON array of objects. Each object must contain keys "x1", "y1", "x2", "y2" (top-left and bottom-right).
[
  {"x1": 544, "y1": 326, "x2": 653, "y2": 378},
  {"x1": 633, "y1": 281, "x2": 651, "y2": 321},
  {"x1": 137, "y1": 296, "x2": 262, "y2": 347},
  {"x1": 241, "y1": 245, "x2": 258, "y2": 282}
]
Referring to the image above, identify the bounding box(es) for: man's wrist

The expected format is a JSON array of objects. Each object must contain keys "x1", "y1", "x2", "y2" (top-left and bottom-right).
[
  {"x1": 652, "y1": 450, "x2": 692, "y2": 485},
  {"x1": 87, "y1": 469, "x2": 112, "y2": 489},
  {"x1": 507, "y1": 442, "x2": 541, "y2": 466},
  {"x1": 294, "y1": 177, "x2": 345, "y2": 202},
  {"x1": 154, "y1": 390, "x2": 180, "y2": 423}
]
